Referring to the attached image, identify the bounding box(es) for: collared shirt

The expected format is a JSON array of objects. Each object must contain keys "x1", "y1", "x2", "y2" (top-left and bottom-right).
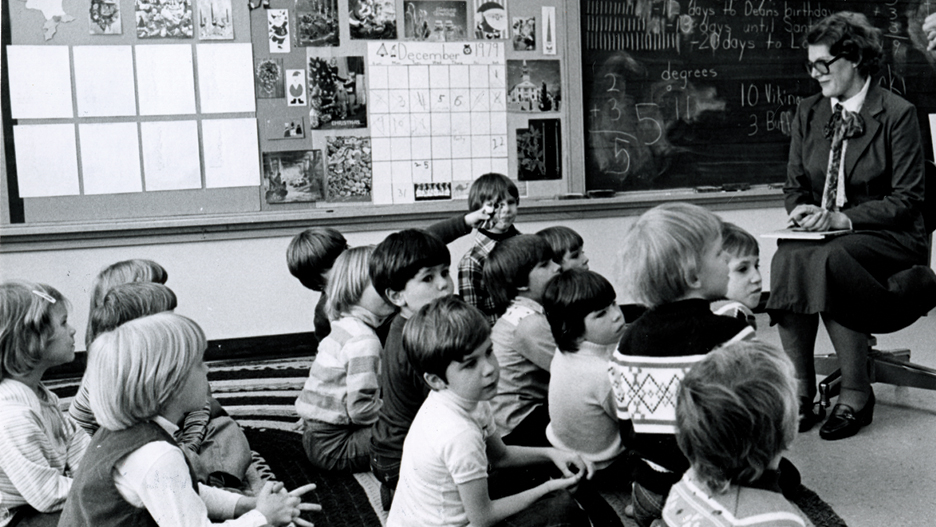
[
  {"x1": 113, "y1": 416, "x2": 267, "y2": 527},
  {"x1": 458, "y1": 227, "x2": 520, "y2": 327},
  {"x1": 829, "y1": 77, "x2": 872, "y2": 211}
]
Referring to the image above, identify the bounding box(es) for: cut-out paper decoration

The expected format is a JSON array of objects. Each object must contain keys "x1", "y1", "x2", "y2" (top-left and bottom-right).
[
  {"x1": 262, "y1": 149, "x2": 326, "y2": 203},
  {"x1": 23, "y1": 0, "x2": 76, "y2": 40},
  {"x1": 197, "y1": 43, "x2": 256, "y2": 113},
  {"x1": 136, "y1": 0, "x2": 194, "y2": 38},
  {"x1": 13, "y1": 124, "x2": 80, "y2": 197},
  {"x1": 90, "y1": 0, "x2": 122, "y2": 34},
  {"x1": 197, "y1": 0, "x2": 233, "y2": 39},
  {"x1": 403, "y1": 0, "x2": 467, "y2": 41},
  {"x1": 136, "y1": 44, "x2": 197, "y2": 115},
  {"x1": 141, "y1": 121, "x2": 201, "y2": 191},
  {"x1": 349, "y1": 0, "x2": 397, "y2": 40},
  {"x1": 203, "y1": 118, "x2": 261, "y2": 188},
  {"x1": 7, "y1": 46, "x2": 73, "y2": 119},
  {"x1": 79, "y1": 123, "x2": 142, "y2": 195},
  {"x1": 542, "y1": 6, "x2": 555, "y2": 54},
  {"x1": 255, "y1": 58, "x2": 285, "y2": 98},
  {"x1": 268, "y1": 9, "x2": 290, "y2": 52},
  {"x1": 507, "y1": 59, "x2": 560, "y2": 112},
  {"x1": 511, "y1": 16, "x2": 534, "y2": 50},
  {"x1": 474, "y1": 0, "x2": 506, "y2": 39},
  {"x1": 326, "y1": 136, "x2": 372, "y2": 201},
  {"x1": 296, "y1": 0, "x2": 339, "y2": 46},
  {"x1": 307, "y1": 54, "x2": 367, "y2": 129},
  {"x1": 73, "y1": 45, "x2": 137, "y2": 117},
  {"x1": 287, "y1": 69, "x2": 308, "y2": 106}
]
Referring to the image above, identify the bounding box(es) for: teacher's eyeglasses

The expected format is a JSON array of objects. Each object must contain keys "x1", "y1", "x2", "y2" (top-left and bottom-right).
[{"x1": 805, "y1": 55, "x2": 844, "y2": 75}]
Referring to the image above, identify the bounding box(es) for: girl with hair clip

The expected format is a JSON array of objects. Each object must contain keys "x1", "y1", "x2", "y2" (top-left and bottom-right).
[
  {"x1": 59, "y1": 313, "x2": 320, "y2": 527},
  {"x1": 295, "y1": 246, "x2": 397, "y2": 472},
  {"x1": 0, "y1": 280, "x2": 89, "y2": 527}
]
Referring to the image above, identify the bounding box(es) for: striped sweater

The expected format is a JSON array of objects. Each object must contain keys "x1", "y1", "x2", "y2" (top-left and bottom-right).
[
  {"x1": 0, "y1": 378, "x2": 90, "y2": 527},
  {"x1": 296, "y1": 306, "x2": 384, "y2": 426}
]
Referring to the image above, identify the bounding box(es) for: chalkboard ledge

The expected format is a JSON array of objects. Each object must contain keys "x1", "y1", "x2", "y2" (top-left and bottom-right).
[{"x1": 0, "y1": 186, "x2": 783, "y2": 253}]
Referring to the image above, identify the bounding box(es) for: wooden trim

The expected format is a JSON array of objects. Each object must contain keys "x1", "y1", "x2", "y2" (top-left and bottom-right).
[{"x1": 1, "y1": 186, "x2": 783, "y2": 252}]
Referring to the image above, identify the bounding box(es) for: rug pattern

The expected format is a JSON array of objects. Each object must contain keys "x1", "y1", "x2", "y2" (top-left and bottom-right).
[{"x1": 47, "y1": 357, "x2": 846, "y2": 527}]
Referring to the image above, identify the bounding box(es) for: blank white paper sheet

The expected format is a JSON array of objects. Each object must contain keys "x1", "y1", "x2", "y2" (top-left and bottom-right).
[
  {"x1": 13, "y1": 124, "x2": 80, "y2": 197},
  {"x1": 141, "y1": 121, "x2": 202, "y2": 191},
  {"x1": 7, "y1": 46, "x2": 73, "y2": 119},
  {"x1": 73, "y1": 46, "x2": 137, "y2": 117},
  {"x1": 197, "y1": 43, "x2": 256, "y2": 113},
  {"x1": 202, "y1": 118, "x2": 261, "y2": 188},
  {"x1": 136, "y1": 44, "x2": 197, "y2": 116},
  {"x1": 79, "y1": 123, "x2": 143, "y2": 195}
]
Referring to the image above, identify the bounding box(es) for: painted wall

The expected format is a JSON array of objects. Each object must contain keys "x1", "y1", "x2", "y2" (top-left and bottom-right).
[{"x1": 5, "y1": 205, "x2": 929, "y2": 351}]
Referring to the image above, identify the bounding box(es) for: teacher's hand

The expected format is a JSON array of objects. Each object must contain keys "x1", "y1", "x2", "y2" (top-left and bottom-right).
[{"x1": 790, "y1": 205, "x2": 850, "y2": 231}]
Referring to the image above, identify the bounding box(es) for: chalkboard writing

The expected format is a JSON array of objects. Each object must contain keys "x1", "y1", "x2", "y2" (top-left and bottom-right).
[{"x1": 581, "y1": 0, "x2": 936, "y2": 193}]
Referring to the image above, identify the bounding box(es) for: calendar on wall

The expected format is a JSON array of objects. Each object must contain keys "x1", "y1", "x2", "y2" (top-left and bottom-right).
[{"x1": 367, "y1": 41, "x2": 508, "y2": 205}]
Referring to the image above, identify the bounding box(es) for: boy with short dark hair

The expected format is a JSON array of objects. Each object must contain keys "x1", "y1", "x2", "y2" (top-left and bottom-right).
[
  {"x1": 536, "y1": 226, "x2": 589, "y2": 271},
  {"x1": 368, "y1": 229, "x2": 455, "y2": 510},
  {"x1": 388, "y1": 296, "x2": 591, "y2": 527},
  {"x1": 483, "y1": 235, "x2": 560, "y2": 446},
  {"x1": 458, "y1": 173, "x2": 521, "y2": 327}
]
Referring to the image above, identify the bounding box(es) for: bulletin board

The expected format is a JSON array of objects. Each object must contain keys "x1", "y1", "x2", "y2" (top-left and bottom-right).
[
  {"x1": 579, "y1": 0, "x2": 936, "y2": 193},
  {"x1": 1, "y1": 0, "x2": 572, "y2": 225}
]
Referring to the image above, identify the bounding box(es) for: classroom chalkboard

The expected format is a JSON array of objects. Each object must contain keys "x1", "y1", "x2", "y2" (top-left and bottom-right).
[{"x1": 580, "y1": 0, "x2": 936, "y2": 193}]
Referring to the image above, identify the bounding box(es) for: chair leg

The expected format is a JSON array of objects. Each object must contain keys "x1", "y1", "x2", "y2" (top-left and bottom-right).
[{"x1": 817, "y1": 345, "x2": 936, "y2": 407}]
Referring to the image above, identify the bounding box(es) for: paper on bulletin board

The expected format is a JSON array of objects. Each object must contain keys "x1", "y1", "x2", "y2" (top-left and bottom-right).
[
  {"x1": 196, "y1": 43, "x2": 256, "y2": 113},
  {"x1": 141, "y1": 121, "x2": 202, "y2": 191},
  {"x1": 13, "y1": 124, "x2": 80, "y2": 197},
  {"x1": 7, "y1": 46, "x2": 73, "y2": 119},
  {"x1": 79, "y1": 123, "x2": 143, "y2": 195},
  {"x1": 137, "y1": 44, "x2": 197, "y2": 115},
  {"x1": 202, "y1": 118, "x2": 261, "y2": 188},
  {"x1": 73, "y1": 45, "x2": 137, "y2": 117},
  {"x1": 931, "y1": 114, "x2": 936, "y2": 162}
]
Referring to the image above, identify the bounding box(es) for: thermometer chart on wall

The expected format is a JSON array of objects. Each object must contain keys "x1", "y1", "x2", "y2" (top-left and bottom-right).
[{"x1": 368, "y1": 41, "x2": 508, "y2": 204}]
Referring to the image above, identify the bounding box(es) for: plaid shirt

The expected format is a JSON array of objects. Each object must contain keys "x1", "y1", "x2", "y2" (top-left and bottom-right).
[{"x1": 457, "y1": 227, "x2": 519, "y2": 327}]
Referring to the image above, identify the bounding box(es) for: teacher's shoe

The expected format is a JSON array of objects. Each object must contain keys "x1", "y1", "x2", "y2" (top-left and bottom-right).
[{"x1": 819, "y1": 390, "x2": 875, "y2": 441}]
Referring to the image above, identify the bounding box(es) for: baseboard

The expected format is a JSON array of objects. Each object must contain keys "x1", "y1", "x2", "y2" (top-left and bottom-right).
[{"x1": 45, "y1": 331, "x2": 319, "y2": 381}]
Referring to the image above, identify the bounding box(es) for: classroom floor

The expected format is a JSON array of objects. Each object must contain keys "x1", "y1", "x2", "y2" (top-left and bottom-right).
[{"x1": 753, "y1": 309, "x2": 936, "y2": 527}]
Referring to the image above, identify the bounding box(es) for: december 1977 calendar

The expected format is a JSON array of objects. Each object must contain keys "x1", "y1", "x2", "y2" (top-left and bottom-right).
[{"x1": 368, "y1": 41, "x2": 508, "y2": 205}]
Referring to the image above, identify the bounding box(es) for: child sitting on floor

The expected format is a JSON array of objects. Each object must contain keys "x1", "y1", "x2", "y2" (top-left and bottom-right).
[
  {"x1": 664, "y1": 340, "x2": 812, "y2": 527},
  {"x1": 0, "y1": 281, "x2": 89, "y2": 527},
  {"x1": 459, "y1": 173, "x2": 521, "y2": 326},
  {"x1": 542, "y1": 269, "x2": 627, "y2": 476},
  {"x1": 84, "y1": 259, "x2": 168, "y2": 349},
  {"x1": 69, "y1": 282, "x2": 259, "y2": 492},
  {"x1": 484, "y1": 235, "x2": 560, "y2": 446},
  {"x1": 295, "y1": 246, "x2": 396, "y2": 472},
  {"x1": 59, "y1": 313, "x2": 320, "y2": 526},
  {"x1": 609, "y1": 202, "x2": 755, "y2": 527},
  {"x1": 536, "y1": 226, "x2": 590, "y2": 271},
  {"x1": 388, "y1": 296, "x2": 591, "y2": 527},
  {"x1": 711, "y1": 222, "x2": 763, "y2": 329},
  {"x1": 368, "y1": 229, "x2": 456, "y2": 510}
]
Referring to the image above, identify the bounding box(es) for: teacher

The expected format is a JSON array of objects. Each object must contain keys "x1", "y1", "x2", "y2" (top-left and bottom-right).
[{"x1": 766, "y1": 12, "x2": 936, "y2": 441}]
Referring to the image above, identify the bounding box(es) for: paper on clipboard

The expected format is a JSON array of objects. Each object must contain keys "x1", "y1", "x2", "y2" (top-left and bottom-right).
[{"x1": 760, "y1": 228, "x2": 851, "y2": 240}]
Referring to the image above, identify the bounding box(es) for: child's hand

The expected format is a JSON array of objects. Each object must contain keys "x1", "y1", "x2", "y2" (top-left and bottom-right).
[
  {"x1": 466, "y1": 203, "x2": 496, "y2": 230},
  {"x1": 547, "y1": 449, "x2": 594, "y2": 482},
  {"x1": 255, "y1": 481, "x2": 321, "y2": 527}
]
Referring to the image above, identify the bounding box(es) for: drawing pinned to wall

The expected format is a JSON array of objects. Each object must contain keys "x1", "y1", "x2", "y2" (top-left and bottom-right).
[
  {"x1": 197, "y1": 0, "x2": 232, "y2": 40},
  {"x1": 403, "y1": 1, "x2": 467, "y2": 41},
  {"x1": 136, "y1": 0, "x2": 193, "y2": 38},
  {"x1": 517, "y1": 118, "x2": 560, "y2": 180},
  {"x1": 511, "y1": 16, "x2": 534, "y2": 50},
  {"x1": 90, "y1": 0, "x2": 121, "y2": 34},
  {"x1": 23, "y1": 0, "x2": 76, "y2": 40},
  {"x1": 307, "y1": 55, "x2": 367, "y2": 129},
  {"x1": 255, "y1": 58, "x2": 285, "y2": 98},
  {"x1": 474, "y1": 0, "x2": 506, "y2": 39},
  {"x1": 268, "y1": 9, "x2": 290, "y2": 52},
  {"x1": 326, "y1": 136, "x2": 372, "y2": 201},
  {"x1": 282, "y1": 118, "x2": 305, "y2": 138},
  {"x1": 542, "y1": 6, "x2": 555, "y2": 55},
  {"x1": 349, "y1": 0, "x2": 397, "y2": 40},
  {"x1": 296, "y1": 0, "x2": 339, "y2": 46},
  {"x1": 262, "y1": 149, "x2": 326, "y2": 203},
  {"x1": 507, "y1": 59, "x2": 560, "y2": 112},
  {"x1": 287, "y1": 69, "x2": 307, "y2": 106},
  {"x1": 415, "y1": 182, "x2": 452, "y2": 200}
]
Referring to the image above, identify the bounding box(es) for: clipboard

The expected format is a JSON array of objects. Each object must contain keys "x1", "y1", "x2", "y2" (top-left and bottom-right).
[{"x1": 760, "y1": 229, "x2": 851, "y2": 240}]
